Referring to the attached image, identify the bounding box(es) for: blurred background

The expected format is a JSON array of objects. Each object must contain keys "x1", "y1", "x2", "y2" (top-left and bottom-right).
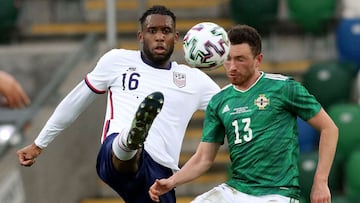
[{"x1": 0, "y1": 0, "x2": 360, "y2": 202}]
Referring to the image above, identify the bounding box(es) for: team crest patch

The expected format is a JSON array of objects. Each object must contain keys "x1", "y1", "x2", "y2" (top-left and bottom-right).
[
  {"x1": 173, "y1": 72, "x2": 186, "y2": 88},
  {"x1": 254, "y1": 94, "x2": 270, "y2": 110}
]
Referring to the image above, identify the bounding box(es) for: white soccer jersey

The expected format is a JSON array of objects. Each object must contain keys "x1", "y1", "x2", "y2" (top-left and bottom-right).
[{"x1": 35, "y1": 49, "x2": 220, "y2": 171}]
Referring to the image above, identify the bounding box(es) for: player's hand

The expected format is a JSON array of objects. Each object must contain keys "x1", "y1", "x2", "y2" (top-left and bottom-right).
[
  {"x1": 0, "y1": 71, "x2": 30, "y2": 108},
  {"x1": 310, "y1": 179, "x2": 331, "y2": 203},
  {"x1": 149, "y1": 178, "x2": 175, "y2": 202},
  {"x1": 17, "y1": 143, "x2": 42, "y2": 167}
]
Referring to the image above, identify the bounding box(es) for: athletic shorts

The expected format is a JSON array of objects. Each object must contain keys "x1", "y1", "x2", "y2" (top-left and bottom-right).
[
  {"x1": 192, "y1": 183, "x2": 299, "y2": 203},
  {"x1": 96, "y1": 133, "x2": 176, "y2": 203}
]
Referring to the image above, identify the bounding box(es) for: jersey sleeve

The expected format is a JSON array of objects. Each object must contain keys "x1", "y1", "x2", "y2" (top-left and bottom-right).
[
  {"x1": 34, "y1": 81, "x2": 98, "y2": 148},
  {"x1": 284, "y1": 79, "x2": 322, "y2": 121},
  {"x1": 85, "y1": 49, "x2": 119, "y2": 93}
]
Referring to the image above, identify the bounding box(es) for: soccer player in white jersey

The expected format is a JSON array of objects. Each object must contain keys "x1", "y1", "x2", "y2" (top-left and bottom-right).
[
  {"x1": 149, "y1": 24, "x2": 339, "y2": 203},
  {"x1": 16, "y1": 5, "x2": 220, "y2": 203}
]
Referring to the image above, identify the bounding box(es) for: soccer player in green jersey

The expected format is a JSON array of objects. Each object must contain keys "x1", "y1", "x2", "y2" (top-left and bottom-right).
[{"x1": 149, "y1": 24, "x2": 339, "y2": 203}]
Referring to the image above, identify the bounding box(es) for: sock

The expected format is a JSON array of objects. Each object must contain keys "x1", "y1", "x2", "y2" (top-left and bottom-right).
[{"x1": 112, "y1": 130, "x2": 137, "y2": 161}]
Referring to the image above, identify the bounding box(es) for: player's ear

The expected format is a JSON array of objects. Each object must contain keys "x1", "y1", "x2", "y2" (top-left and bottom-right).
[
  {"x1": 255, "y1": 53, "x2": 263, "y2": 68},
  {"x1": 174, "y1": 31, "x2": 179, "y2": 44},
  {"x1": 137, "y1": 31, "x2": 143, "y2": 42}
]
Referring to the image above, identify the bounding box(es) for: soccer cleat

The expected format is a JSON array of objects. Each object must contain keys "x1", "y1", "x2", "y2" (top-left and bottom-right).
[{"x1": 126, "y1": 91, "x2": 164, "y2": 150}]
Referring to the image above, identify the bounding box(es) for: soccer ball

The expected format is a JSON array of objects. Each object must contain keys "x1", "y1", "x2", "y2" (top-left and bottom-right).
[{"x1": 183, "y1": 22, "x2": 230, "y2": 70}]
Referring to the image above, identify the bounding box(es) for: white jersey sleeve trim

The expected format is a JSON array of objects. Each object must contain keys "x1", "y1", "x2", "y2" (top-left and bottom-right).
[{"x1": 34, "y1": 81, "x2": 99, "y2": 148}]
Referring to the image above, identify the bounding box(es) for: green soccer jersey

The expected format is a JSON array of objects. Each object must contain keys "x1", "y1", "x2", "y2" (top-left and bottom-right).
[{"x1": 201, "y1": 72, "x2": 321, "y2": 199}]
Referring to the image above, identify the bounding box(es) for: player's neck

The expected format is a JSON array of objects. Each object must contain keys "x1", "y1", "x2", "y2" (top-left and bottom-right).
[
  {"x1": 140, "y1": 52, "x2": 172, "y2": 70},
  {"x1": 234, "y1": 71, "x2": 262, "y2": 91}
]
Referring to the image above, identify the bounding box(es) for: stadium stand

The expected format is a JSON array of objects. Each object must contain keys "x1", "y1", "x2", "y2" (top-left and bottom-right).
[
  {"x1": 336, "y1": 18, "x2": 360, "y2": 68},
  {"x1": 328, "y1": 104, "x2": 360, "y2": 160},
  {"x1": 24, "y1": 0, "x2": 233, "y2": 37},
  {"x1": 1, "y1": 0, "x2": 351, "y2": 202},
  {"x1": 345, "y1": 150, "x2": 360, "y2": 201},
  {"x1": 229, "y1": 0, "x2": 279, "y2": 36},
  {"x1": 287, "y1": 0, "x2": 337, "y2": 35},
  {"x1": 297, "y1": 117, "x2": 319, "y2": 153},
  {"x1": 302, "y1": 61, "x2": 358, "y2": 110}
]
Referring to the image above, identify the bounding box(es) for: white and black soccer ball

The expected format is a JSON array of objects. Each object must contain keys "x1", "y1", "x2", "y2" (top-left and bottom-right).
[{"x1": 183, "y1": 22, "x2": 230, "y2": 70}]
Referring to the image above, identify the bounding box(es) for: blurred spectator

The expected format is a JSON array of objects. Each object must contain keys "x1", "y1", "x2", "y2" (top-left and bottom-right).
[{"x1": 0, "y1": 70, "x2": 30, "y2": 108}]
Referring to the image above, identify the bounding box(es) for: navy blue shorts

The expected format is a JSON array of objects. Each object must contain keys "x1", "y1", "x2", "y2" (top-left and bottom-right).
[{"x1": 96, "y1": 133, "x2": 176, "y2": 203}]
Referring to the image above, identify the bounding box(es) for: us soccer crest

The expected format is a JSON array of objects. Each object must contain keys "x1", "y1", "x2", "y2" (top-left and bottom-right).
[
  {"x1": 173, "y1": 72, "x2": 186, "y2": 88},
  {"x1": 254, "y1": 94, "x2": 270, "y2": 110}
]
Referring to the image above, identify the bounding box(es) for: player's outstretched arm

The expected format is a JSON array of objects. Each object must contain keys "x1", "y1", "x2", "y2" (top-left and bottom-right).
[
  {"x1": 17, "y1": 81, "x2": 98, "y2": 166},
  {"x1": 149, "y1": 142, "x2": 220, "y2": 202},
  {"x1": 17, "y1": 143, "x2": 42, "y2": 167}
]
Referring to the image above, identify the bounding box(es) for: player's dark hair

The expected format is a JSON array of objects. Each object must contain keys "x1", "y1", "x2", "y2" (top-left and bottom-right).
[
  {"x1": 139, "y1": 5, "x2": 176, "y2": 28},
  {"x1": 227, "y1": 24, "x2": 262, "y2": 57}
]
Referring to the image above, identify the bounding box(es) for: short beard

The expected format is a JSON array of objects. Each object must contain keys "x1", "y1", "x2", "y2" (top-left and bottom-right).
[{"x1": 142, "y1": 44, "x2": 174, "y2": 66}]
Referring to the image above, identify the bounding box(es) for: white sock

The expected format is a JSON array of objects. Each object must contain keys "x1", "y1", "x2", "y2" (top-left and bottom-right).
[{"x1": 112, "y1": 131, "x2": 137, "y2": 161}]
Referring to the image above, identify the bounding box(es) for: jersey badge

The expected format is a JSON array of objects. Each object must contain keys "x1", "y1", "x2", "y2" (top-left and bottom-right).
[
  {"x1": 173, "y1": 72, "x2": 186, "y2": 88},
  {"x1": 254, "y1": 94, "x2": 270, "y2": 110}
]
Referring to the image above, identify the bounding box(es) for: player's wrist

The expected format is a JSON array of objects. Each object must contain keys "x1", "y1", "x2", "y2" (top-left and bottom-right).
[
  {"x1": 313, "y1": 173, "x2": 328, "y2": 185},
  {"x1": 31, "y1": 142, "x2": 43, "y2": 153},
  {"x1": 166, "y1": 176, "x2": 177, "y2": 189}
]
